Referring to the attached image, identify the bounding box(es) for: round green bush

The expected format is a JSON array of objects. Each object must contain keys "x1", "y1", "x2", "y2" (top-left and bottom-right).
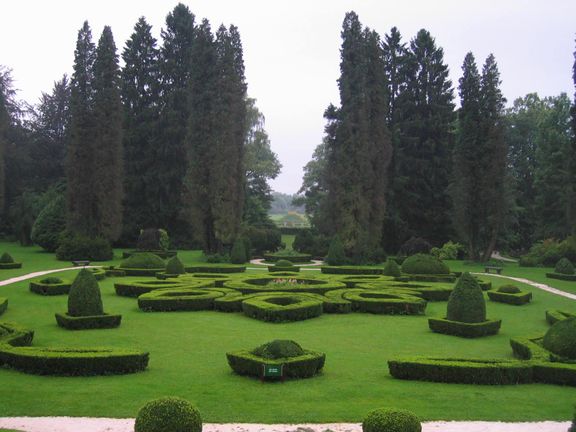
[
  {"x1": 401, "y1": 253, "x2": 450, "y2": 275},
  {"x1": 0, "y1": 253, "x2": 14, "y2": 264},
  {"x1": 382, "y1": 258, "x2": 401, "y2": 277},
  {"x1": 165, "y1": 256, "x2": 185, "y2": 275},
  {"x1": 446, "y1": 272, "x2": 486, "y2": 323},
  {"x1": 497, "y1": 284, "x2": 521, "y2": 294},
  {"x1": 543, "y1": 317, "x2": 576, "y2": 360},
  {"x1": 275, "y1": 259, "x2": 294, "y2": 267},
  {"x1": 120, "y1": 252, "x2": 165, "y2": 269},
  {"x1": 554, "y1": 257, "x2": 575, "y2": 275},
  {"x1": 30, "y1": 195, "x2": 66, "y2": 252},
  {"x1": 135, "y1": 396, "x2": 202, "y2": 432},
  {"x1": 251, "y1": 340, "x2": 305, "y2": 359},
  {"x1": 68, "y1": 269, "x2": 104, "y2": 317},
  {"x1": 363, "y1": 407, "x2": 421, "y2": 432}
]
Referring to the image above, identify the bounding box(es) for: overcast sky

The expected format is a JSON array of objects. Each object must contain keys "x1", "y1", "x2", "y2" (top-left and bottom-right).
[{"x1": 1, "y1": 0, "x2": 575, "y2": 194}]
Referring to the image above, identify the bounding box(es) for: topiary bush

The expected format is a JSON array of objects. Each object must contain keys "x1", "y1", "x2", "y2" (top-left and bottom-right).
[
  {"x1": 165, "y1": 256, "x2": 185, "y2": 275},
  {"x1": 67, "y1": 269, "x2": 104, "y2": 317},
  {"x1": 543, "y1": 317, "x2": 576, "y2": 360},
  {"x1": 446, "y1": 272, "x2": 486, "y2": 323},
  {"x1": 275, "y1": 259, "x2": 294, "y2": 268},
  {"x1": 55, "y1": 232, "x2": 113, "y2": 261},
  {"x1": 230, "y1": 238, "x2": 248, "y2": 264},
  {"x1": 120, "y1": 252, "x2": 165, "y2": 269},
  {"x1": 251, "y1": 340, "x2": 305, "y2": 359},
  {"x1": 401, "y1": 253, "x2": 450, "y2": 275},
  {"x1": 362, "y1": 407, "x2": 421, "y2": 432},
  {"x1": 325, "y1": 235, "x2": 347, "y2": 266},
  {"x1": 0, "y1": 252, "x2": 14, "y2": 263},
  {"x1": 30, "y1": 195, "x2": 66, "y2": 252},
  {"x1": 555, "y1": 258, "x2": 575, "y2": 275},
  {"x1": 134, "y1": 397, "x2": 202, "y2": 432},
  {"x1": 382, "y1": 258, "x2": 401, "y2": 277}
]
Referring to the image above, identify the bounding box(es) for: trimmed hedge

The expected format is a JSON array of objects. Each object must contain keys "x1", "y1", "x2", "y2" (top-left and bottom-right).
[
  {"x1": 543, "y1": 317, "x2": 576, "y2": 360},
  {"x1": 67, "y1": 269, "x2": 104, "y2": 317},
  {"x1": 406, "y1": 274, "x2": 456, "y2": 283},
  {"x1": 0, "y1": 298, "x2": 7, "y2": 316},
  {"x1": 165, "y1": 256, "x2": 186, "y2": 275},
  {"x1": 55, "y1": 313, "x2": 122, "y2": 330},
  {"x1": 242, "y1": 294, "x2": 323, "y2": 322},
  {"x1": 428, "y1": 317, "x2": 502, "y2": 338},
  {"x1": 321, "y1": 266, "x2": 383, "y2": 275},
  {"x1": 263, "y1": 251, "x2": 312, "y2": 264},
  {"x1": 87, "y1": 267, "x2": 107, "y2": 281},
  {"x1": 555, "y1": 257, "x2": 575, "y2": 275},
  {"x1": 388, "y1": 357, "x2": 533, "y2": 385},
  {"x1": 487, "y1": 289, "x2": 532, "y2": 305},
  {"x1": 0, "y1": 322, "x2": 34, "y2": 346},
  {"x1": 363, "y1": 408, "x2": 421, "y2": 432},
  {"x1": 226, "y1": 349, "x2": 325, "y2": 379},
  {"x1": 122, "y1": 250, "x2": 177, "y2": 259},
  {"x1": 546, "y1": 310, "x2": 576, "y2": 326},
  {"x1": 114, "y1": 280, "x2": 210, "y2": 297},
  {"x1": 120, "y1": 252, "x2": 165, "y2": 268},
  {"x1": 546, "y1": 272, "x2": 576, "y2": 281},
  {"x1": 446, "y1": 272, "x2": 486, "y2": 323},
  {"x1": 338, "y1": 275, "x2": 394, "y2": 288},
  {"x1": 138, "y1": 288, "x2": 225, "y2": 312},
  {"x1": 135, "y1": 397, "x2": 202, "y2": 432},
  {"x1": 185, "y1": 264, "x2": 246, "y2": 273},
  {"x1": 340, "y1": 290, "x2": 426, "y2": 315},
  {"x1": 382, "y1": 259, "x2": 402, "y2": 277},
  {"x1": 401, "y1": 253, "x2": 450, "y2": 275},
  {"x1": 223, "y1": 277, "x2": 346, "y2": 295},
  {"x1": 356, "y1": 282, "x2": 453, "y2": 301},
  {"x1": 0, "y1": 254, "x2": 22, "y2": 269},
  {"x1": 252, "y1": 340, "x2": 305, "y2": 359},
  {"x1": 29, "y1": 278, "x2": 72, "y2": 296}
]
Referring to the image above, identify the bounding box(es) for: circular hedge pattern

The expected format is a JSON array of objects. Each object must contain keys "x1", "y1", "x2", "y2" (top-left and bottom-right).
[
  {"x1": 224, "y1": 276, "x2": 346, "y2": 295},
  {"x1": 363, "y1": 407, "x2": 422, "y2": 432},
  {"x1": 242, "y1": 294, "x2": 323, "y2": 322},
  {"x1": 341, "y1": 289, "x2": 427, "y2": 315},
  {"x1": 401, "y1": 253, "x2": 450, "y2": 275},
  {"x1": 543, "y1": 317, "x2": 576, "y2": 360},
  {"x1": 135, "y1": 397, "x2": 202, "y2": 432},
  {"x1": 114, "y1": 279, "x2": 212, "y2": 297}
]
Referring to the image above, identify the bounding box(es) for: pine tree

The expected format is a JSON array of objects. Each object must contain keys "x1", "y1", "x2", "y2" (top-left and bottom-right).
[{"x1": 121, "y1": 17, "x2": 161, "y2": 241}]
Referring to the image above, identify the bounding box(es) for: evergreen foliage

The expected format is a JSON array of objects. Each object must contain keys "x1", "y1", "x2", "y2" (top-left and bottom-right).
[
  {"x1": 0, "y1": 252, "x2": 14, "y2": 263},
  {"x1": 326, "y1": 235, "x2": 347, "y2": 266},
  {"x1": 401, "y1": 253, "x2": 450, "y2": 275},
  {"x1": 398, "y1": 237, "x2": 432, "y2": 257},
  {"x1": 542, "y1": 317, "x2": 576, "y2": 360},
  {"x1": 555, "y1": 257, "x2": 575, "y2": 275},
  {"x1": 55, "y1": 232, "x2": 113, "y2": 261},
  {"x1": 135, "y1": 397, "x2": 202, "y2": 432},
  {"x1": 0, "y1": 84, "x2": 7, "y2": 216},
  {"x1": 362, "y1": 408, "x2": 421, "y2": 432},
  {"x1": 165, "y1": 256, "x2": 185, "y2": 275},
  {"x1": 251, "y1": 340, "x2": 305, "y2": 359},
  {"x1": 382, "y1": 258, "x2": 401, "y2": 277},
  {"x1": 497, "y1": 285, "x2": 521, "y2": 294},
  {"x1": 67, "y1": 269, "x2": 104, "y2": 317},
  {"x1": 31, "y1": 195, "x2": 66, "y2": 252},
  {"x1": 120, "y1": 252, "x2": 165, "y2": 269},
  {"x1": 230, "y1": 238, "x2": 247, "y2": 264},
  {"x1": 446, "y1": 272, "x2": 486, "y2": 323}
]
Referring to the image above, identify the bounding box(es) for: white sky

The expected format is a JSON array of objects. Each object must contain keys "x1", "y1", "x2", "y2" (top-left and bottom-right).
[{"x1": 1, "y1": 0, "x2": 575, "y2": 194}]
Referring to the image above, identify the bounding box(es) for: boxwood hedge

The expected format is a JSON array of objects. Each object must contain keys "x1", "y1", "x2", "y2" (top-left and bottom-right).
[
  {"x1": 0, "y1": 298, "x2": 7, "y2": 316},
  {"x1": 241, "y1": 294, "x2": 324, "y2": 322},
  {"x1": 185, "y1": 264, "x2": 246, "y2": 273},
  {"x1": 223, "y1": 277, "x2": 346, "y2": 295},
  {"x1": 29, "y1": 278, "x2": 72, "y2": 296},
  {"x1": 487, "y1": 289, "x2": 532, "y2": 305},
  {"x1": 55, "y1": 313, "x2": 122, "y2": 330},
  {"x1": 114, "y1": 280, "x2": 212, "y2": 297},
  {"x1": 428, "y1": 317, "x2": 502, "y2": 338},
  {"x1": 338, "y1": 289, "x2": 427, "y2": 315},
  {"x1": 545, "y1": 309, "x2": 576, "y2": 325},
  {"x1": 321, "y1": 266, "x2": 383, "y2": 275},
  {"x1": 138, "y1": 288, "x2": 227, "y2": 312},
  {"x1": 226, "y1": 349, "x2": 325, "y2": 379}
]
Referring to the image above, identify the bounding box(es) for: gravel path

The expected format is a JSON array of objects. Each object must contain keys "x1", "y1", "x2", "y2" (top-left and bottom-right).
[
  {"x1": 471, "y1": 272, "x2": 576, "y2": 300},
  {"x1": 0, "y1": 418, "x2": 571, "y2": 432},
  {"x1": 0, "y1": 266, "x2": 99, "y2": 287}
]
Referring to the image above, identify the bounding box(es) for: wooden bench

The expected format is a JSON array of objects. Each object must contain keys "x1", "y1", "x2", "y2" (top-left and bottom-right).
[
  {"x1": 71, "y1": 260, "x2": 90, "y2": 267},
  {"x1": 484, "y1": 266, "x2": 503, "y2": 274}
]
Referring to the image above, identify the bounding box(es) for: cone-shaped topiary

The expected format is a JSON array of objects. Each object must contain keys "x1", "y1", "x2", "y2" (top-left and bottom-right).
[
  {"x1": 251, "y1": 340, "x2": 305, "y2": 359},
  {"x1": 326, "y1": 235, "x2": 347, "y2": 266},
  {"x1": 120, "y1": 252, "x2": 165, "y2": 269},
  {"x1": 555, "y1": 258, "x2": 575, "y2": 275},
  {"x1": 383, "y1": 258, "x2": 401, "y2": 277},
  {"x1": 165, "y1": 256, "x2": 185, "y2": 275},
  {"x1": 446, "y1": 272, "x2": 486, "y2": 323},
  {"x1": 67, "y1": 269, "x2": 104, "y2": 317},
  {"x1": 401, "y1": 253, "x2": 450, "y2": 275},
  {"x1": 543, "y1": 317, "x2": 576, "y2": 360},
  {"x1": 0, "y1": 253, "x2": 14, "y2": 263},
  {"x1": 230, "y1": 238, "x2": 247, "y2": 264},
  {"x1": 135, "y1": 396, "x2": 202, "y2": 432},
  {"x1": 362, "y1": 407, "x2": 421, "y2": 432}
]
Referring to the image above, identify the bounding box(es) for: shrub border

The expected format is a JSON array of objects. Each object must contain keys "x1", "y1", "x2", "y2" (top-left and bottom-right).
[
  {"x1": 0, "y1": 298, "x2": 7, "y2": 316},
  {"x1": 242, "y1": 294, "x2": 323, "y2": 323},
  {"x1": 29, "y1": 280, "x2": 72, "y2": 296},
  {"x1": 428, "y1": 317, "x2": 502, "y2": 338},
  {"x1": 55, "y1": 313, "x2": 122, "y2": 330},
  {"x1": 546, "y1": 273, "x2": 576, "y2": 281},
  {"x1": 226, "y1": 349, "x2": 325, "y2": 379},
  {"x1": 0, "y1": 262, "x2": 22, "y2": 270},
  {"x1": 138, "y1": 288, "x2": 225, "y2": 312}
]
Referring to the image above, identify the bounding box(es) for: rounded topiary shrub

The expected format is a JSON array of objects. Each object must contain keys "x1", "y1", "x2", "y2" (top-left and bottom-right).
[
  {"x1": 135, "y1": 396, "x2": 202, "y2": 432},
  {"x1": 121, "y1": 252, "x2": 165, "y2": 269},
  {"x1": 68, "y1": 269, "x2": 104, "y2": 317},
  {"x1": 252, "y1": 340, "x2": 305, "y2": 359},
  {"x1": 497, "y1": 284, "x2": 521, "y2": 294},
  {"x1": 401, "y1": 253, "x2": 450, "y2": 275},
  {"x1": 555, "y1": 258, "x2": 575, "y2": 275},
  {"x1": 363, "y1": 408, "x2": 421, "y2": 432},
  {"x1": 446, "y1": 272, "x2": 486, "y2": 323},
  {"x1": 30, "y1": 195, "x2": 66, "y2": 252},
  {"x1": 165, "y1": 256, "x2": 185, "y2": 275},
  {"x1": 382, "y1": 258, "x2": 401, "y2": 277},
  {"x1": 275, "y1": 259, "x2": 294, "y2": 267},
  {"x1": 543, "y1": 317, "x2": 576, "y2": 360}
]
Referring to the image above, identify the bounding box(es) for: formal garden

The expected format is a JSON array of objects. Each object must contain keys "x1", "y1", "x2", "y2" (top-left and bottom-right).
[{"x1": 0, "y1": 239, "x2": 575, "y2": 426}]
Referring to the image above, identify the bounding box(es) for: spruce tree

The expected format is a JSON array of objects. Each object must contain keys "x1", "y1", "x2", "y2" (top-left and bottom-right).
[
  {"x1": 570, "y1": 40, "x2": 576, "y2": 236},
  {"x1": 121, "y1": 17, "x2": 161, "y2": 240},
  {"x1": 0, "y1": 89, "x2": 8, "y2": 216}
]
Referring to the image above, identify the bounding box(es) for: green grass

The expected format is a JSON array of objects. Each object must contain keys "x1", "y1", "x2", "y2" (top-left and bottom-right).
[{"x1": 0, "y1": 244, "x2": 575, "y2": 421}]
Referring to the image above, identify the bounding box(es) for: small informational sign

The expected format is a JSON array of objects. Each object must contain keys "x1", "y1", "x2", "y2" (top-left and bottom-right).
[{"x1": 261, "y1": 364, "x2": 284, "y2": 380}]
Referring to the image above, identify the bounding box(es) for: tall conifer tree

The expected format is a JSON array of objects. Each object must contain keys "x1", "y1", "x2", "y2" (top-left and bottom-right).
[
  {"x1": 570, "y1": 40, "x2": 576, "y2": 235},
  {"x1": 0, "y1": 91, "x2": 7, "y2": 217}
]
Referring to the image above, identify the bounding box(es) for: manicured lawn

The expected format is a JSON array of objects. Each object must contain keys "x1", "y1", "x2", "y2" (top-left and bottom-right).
[{"x1": 0, "y1": 244, "x2": 575, "y2": 421}]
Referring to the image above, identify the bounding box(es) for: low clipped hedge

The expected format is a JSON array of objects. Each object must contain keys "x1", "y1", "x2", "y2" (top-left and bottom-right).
[
  {"x1": 428, "y1": 317, "x2": 502, "y2": 338},
  {"x1": 388, "y1": 357, "x2": 533, "y2": 385},
  {"x1": 0, "y1": 322, "x2": 34, "y2": 346},
  {"x1": 226, "y1": 349, "x2": 325, "y2": 379},
  {"x1": 242, "y1": 294, "x2": 323, "y2": 322},
  {"x1": 269, "y1": 266, "x2": 300, "y2": 273},
  {"x1": 263, "y1": 252, "x2": 312, "y2": 264},
  {"x1": 357, "y1": 282, "x2": 453, "y2": 301},
  {"x1": 487, "y1": 289, "x2": 532, "y2": 305},
  {"x1": 0, "y1": 298, "x2": 7, "y2": 316},
  {"x1": 55, "y1": 313, "x2": 122, "y2": 330},
  {"x1": 122, "y1": 250, "x2": 177, "y2": 259},
  {"x1": 114, "y1": 280, "x2": 212, "y2": 297},
  {"x1": 223, "y1": 277, "x2": 346, "y2": 295},
  {"x1": 321, "y1": 266, "x2": 383, "y2": 275},
  {"x1": 363, "y1": 408, "x2": 421, "y2": 432},
  {"x1": 546, "y1": 310, "x2": 576, "y2": 325},
  {"x1": 0, "y1": 253, "x2": 22, "y2": 269},
  {"x1": 338, "y1": 275, "x2": 394, "y2": 288},
  {"x1": 341, "y1": 290, "x2": 426, "y2": 315},
  {"x1": 135, "y1": 397, "x2": 202, "y2": 432},
  {"x1": 29, "y1": 278, "x2": 72, "y2": 296},
  {"x1": 406, "y1": 274, "x2": 456, "y2": 283},
  {"x1": 546, "y1": 273, "x2": 576, "y2": 281},
  {"x1": 87, "y1": 268, "x2": 106, "y2": 281},
  {"x1": 138, "y1": 288, "x2": 225, "y2": 312},
  {"x1": 185, "y1": 264, "x2": 246, "y2": 273}
]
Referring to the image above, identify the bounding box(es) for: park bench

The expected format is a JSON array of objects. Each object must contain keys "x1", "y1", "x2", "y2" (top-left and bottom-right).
[
  {"x1": 484, "y1": 266, "x2": 503, "y2": 274},
  {"x1": 71, "y1": 260, "x2": 90, "y2": 267}
]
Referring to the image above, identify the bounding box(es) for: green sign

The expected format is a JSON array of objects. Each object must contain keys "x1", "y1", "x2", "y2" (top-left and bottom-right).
[{"x1": 262, "y1": 364, "x2": 283, "y2": 378}]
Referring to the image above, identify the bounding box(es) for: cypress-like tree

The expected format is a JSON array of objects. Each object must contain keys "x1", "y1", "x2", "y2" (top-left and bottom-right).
[
  {"x1": 570, "y1": 40, "x2": 576, "y2": 236},
  {"x1": 92, "y1": 26, "x2": 123, "y2": 241},
  {"x1": 0, "y1": 88, "x2": 8, "y2": 216},
  {"x1": 121, "y1": 17, "x2": 161, "y2": 241}
]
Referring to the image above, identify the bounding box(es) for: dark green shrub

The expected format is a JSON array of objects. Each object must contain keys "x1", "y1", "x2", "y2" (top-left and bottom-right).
[
  {"x1": 487, "y1": 289, "x2": 532, "y2": 306},
  {"x1": 230, "y1": 238, "x2": 248, "y2": 264},
  {"x1": 135, "y1": 397, "x2": 202, "y2": 432},
  {"x1": 56, "y1": 233, "x2": 113, "y2": 261},
  {"x1": 555, "y1": 258, "x2": 575, "y2": 275},
  {"x1": 165, "y1": 256, "x2": 185, "y2": 275},
  {"x1": 0, "y1": 297, "x2": 7, "y2": 316},
  {"x1": 186, "y1": 264, "x2": 245, "y2": 273},
  {"x1": 206, "y1": 253, "x2": 230, "y2": 263},
  {"x1": 275, "y1": 259, "x2": 293, "y2": 267},
  {"x1": 428, "y1": 318, "x2": 501, "y2": 338},
  {"x1": 30, "y1": 195, "x2": 66, "y2": 252},
  {"x1": 399, "y1": 236, "x2": 432, "y2": 257},
  {"x1": 446, "y1": 272, "x2": 486, "y2": 323},
  {"x1": 545, "y1": 310, "x2": 576, "y2": 325},
  {"x1": 497, "y1": 284, "x2": 521, "y2": 294},
  {"x1": 30, "y1": 278, "x2": 71, "y2": 296},
  {"x1": 120, "y1": 252, "x2": 165, "y2": 269},
  {"x1": 325, "y1": 235, "x2": 347, "y2": 266},
  {"x1": 241, "y1": 295, "x2": 323, "y2": 322},
  {"x1": 0, "y1": 253, "x2": 14, "y2": 263},
  {"x1": 382, "y1": 258, "x2": 401, "y2": 277},
  {"x1": 138, "y1": 289, "x2": 223, "y2": 312},
  {"x1": 252, "y1": 340, "x2": 305, "y2": 359},
  {"x1": 40, "y1": 277, "x2": 63, "y2": 284},
  {"x1": 241, "y1": 226, "x2": 282, "y2": 255},
  {"x1": 67, "y1": 269, "x2": 104, "y2": 317},
  {"x1": 543, "y1": 317, "x2": 576, "y2": 360},
  {"x1": 55, "y1": 313, "x2": 122, "y2": 330},
  {"x1": 519, "y1": 255, "x2": 538, "y2": 267},
  {"x1": 136, "y1": 228, "x2": 169, "y2": 251},
  {"x1": 362, "y1": 407, "x2": 421, "y2": 432},
  {"x1": 401, "y1": 253, "x2": 450, "y2": 275}
]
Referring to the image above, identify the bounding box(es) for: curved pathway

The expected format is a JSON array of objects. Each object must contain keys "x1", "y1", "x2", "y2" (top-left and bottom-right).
[
  {"x1": 249, "y1": 258, "x2": 324, "y2": 267},
  {"x1": 0, "y1": 266, "x2": 100, "y2": 287},
  {"x1": 471, "y1": 272, "x2": 576, "y2": 301}
]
